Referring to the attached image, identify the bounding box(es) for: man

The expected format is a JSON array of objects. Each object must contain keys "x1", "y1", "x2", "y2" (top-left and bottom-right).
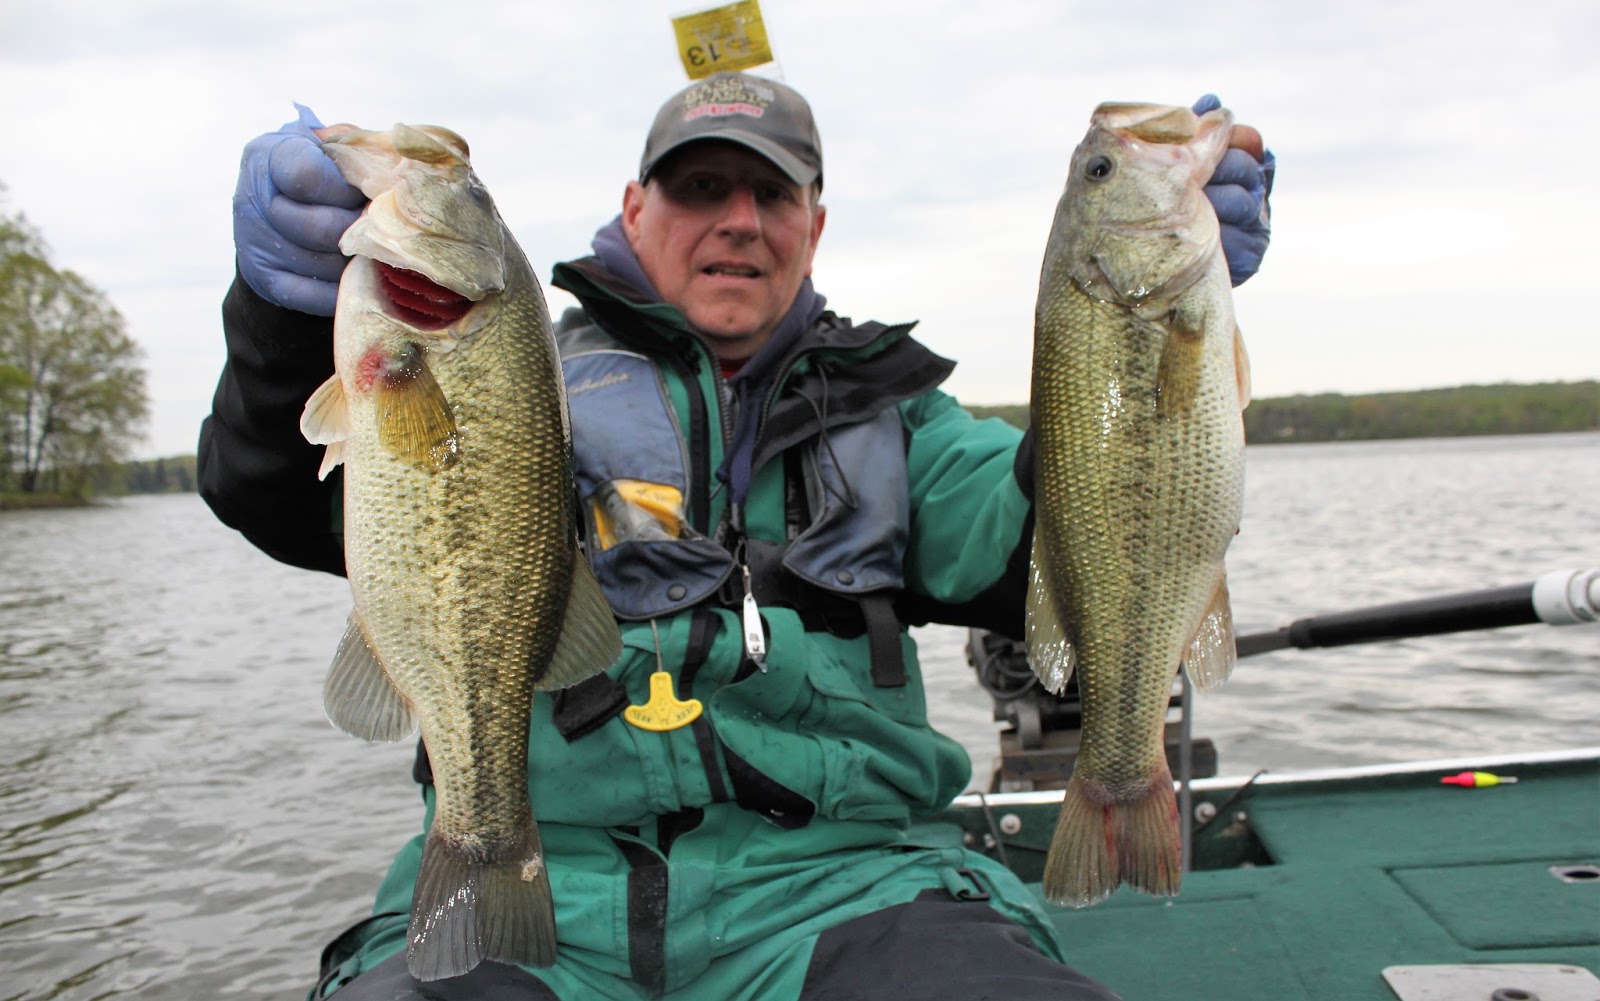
[{"x1": 201, "y1": 72, "x2": 1273, "y2": 1000}]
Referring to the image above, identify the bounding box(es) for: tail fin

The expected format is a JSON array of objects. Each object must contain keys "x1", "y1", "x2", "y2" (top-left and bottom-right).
[
  {"x1": 1041, "y1": 769, "x2": 1182, "y2": 908},
  {"x1": 406, "y1": 820, "x2": 557, "y2": 981}
]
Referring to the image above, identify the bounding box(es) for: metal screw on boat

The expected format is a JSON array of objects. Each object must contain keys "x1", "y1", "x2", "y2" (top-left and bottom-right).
[
  {"x1": 999, "y1": 813, "x2": 1022, "y2": 835},
  {"x1": 1194, "y1": 801, "x2": 1218, "y2": 824}
]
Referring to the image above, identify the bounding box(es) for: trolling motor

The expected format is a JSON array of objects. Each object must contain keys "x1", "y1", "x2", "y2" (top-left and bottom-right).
[{"x1": 964, "y1": 629, "x2": 1217, "y2": 793}]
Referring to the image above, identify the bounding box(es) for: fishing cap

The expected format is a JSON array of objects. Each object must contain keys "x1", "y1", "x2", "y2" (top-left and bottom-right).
[{"x1": 640, "y1": 72, "x2": 823, "y2": 192}]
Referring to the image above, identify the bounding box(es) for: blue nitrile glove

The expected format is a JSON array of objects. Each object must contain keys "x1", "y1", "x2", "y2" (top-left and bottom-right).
[
  {"x1": 232, "y1": 104, "x2": 366, "y2": 316},
  {"x1": 1192, "y1": 94, "x2": 1275, "y2": 286}
]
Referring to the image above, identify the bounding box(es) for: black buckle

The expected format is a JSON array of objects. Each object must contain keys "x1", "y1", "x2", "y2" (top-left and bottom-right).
[{"x1": 952, "y1": 867, "x2": 991, "y2": 902}]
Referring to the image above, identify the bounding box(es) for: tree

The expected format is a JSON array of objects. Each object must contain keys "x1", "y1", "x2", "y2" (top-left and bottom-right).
[{"x1": 0, "y1": 190, "x2": 148, "y2": 495}]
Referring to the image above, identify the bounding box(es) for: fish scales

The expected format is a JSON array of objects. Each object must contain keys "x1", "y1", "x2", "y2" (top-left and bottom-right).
[
  {"x1": 347, "y1": 281, "x2": 561, "y2": 844},
  {"x1": 301, "y1": 122, "x2": 620, "y2": 980},
  {"x1": 1027, "y1": 102, "x2": 1249, "y2": 907},
  {"x1": 1034, "y1": 279, "x2": 1243, "y2": 785}
]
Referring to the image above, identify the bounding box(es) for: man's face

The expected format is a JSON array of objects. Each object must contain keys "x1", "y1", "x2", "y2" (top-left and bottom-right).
[{"x1": 622, "y1": 142, "x2": 826, "y2": 362}]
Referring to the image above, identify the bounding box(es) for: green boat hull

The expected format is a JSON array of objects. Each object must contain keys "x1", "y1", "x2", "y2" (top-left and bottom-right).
[{"x1": 938, "y1": 748, "x2": 1600, "y2": 1000}]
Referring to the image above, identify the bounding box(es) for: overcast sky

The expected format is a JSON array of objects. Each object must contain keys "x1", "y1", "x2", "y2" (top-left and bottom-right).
[{"x1": 2, "y1": 0, "x2": 1596, "y2": 458}]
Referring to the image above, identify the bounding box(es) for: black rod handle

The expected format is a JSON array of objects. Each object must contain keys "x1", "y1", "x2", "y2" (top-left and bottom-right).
[{"x1": 1235, "y1": 568, "x2": 1598, "y2": 658}]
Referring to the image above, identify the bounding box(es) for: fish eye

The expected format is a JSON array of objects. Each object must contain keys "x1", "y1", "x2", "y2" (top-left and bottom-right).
[{"x1": 1084, "y1": 156, "x2": 1115, "y2": 182}]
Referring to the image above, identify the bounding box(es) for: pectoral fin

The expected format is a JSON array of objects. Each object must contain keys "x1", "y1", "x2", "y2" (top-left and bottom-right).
[
  {"x1": 1025, "y1": 530, "x2": 1077, "y2": 695},
  {"x1": 533, "y1": 548, "x2": 623, "y2": 691},
  {"x1": 1181, "y1": 572, "x2": 1237, "y2": 690},
  {"x1": 1156, "y1": 316, "x2": 1206, "y2": 418},
  {"x1": 324, "y1": 612, "x2": 416, "y2": 741},
  {"x1": 302, "y1": 375, "x2": 352, "y2": 481},
  {"x1": 375, "y1": 344, "x2": 459, "y2": 471}
]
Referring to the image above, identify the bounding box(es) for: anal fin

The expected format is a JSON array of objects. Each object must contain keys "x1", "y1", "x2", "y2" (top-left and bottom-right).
[{"x1": 1182, "y1": 572, "x2": 1237, "y2": 690}]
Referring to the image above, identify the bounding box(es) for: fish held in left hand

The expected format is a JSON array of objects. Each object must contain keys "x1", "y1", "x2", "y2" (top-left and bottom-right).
[
  {"x1": 299, "y1": 122, "x2": 621, "y2": 980},
  {"x1": 1026, "y1": 101, "x2": 1251, "y2": 908}
]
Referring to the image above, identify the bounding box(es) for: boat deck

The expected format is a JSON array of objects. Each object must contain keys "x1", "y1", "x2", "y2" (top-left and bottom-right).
[{"x1": 944, "y1": 750, "x2": 1600, "y2": 1000}]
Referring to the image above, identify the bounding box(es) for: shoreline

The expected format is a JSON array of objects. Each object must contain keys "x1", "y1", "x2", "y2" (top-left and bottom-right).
[{"x1": 0, "y1": 493, "x2": 101, "y2": 511}]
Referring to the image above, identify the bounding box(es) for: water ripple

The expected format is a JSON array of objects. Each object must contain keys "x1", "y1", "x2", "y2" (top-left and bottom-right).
[{"x1": 1, "y1": 437, "x2": 1597, "y2": 998}]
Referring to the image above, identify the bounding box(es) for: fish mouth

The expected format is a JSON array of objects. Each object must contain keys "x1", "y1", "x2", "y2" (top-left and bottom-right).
[{"x1": 375, "y1": 261, "x2": 475, "y2": 329}]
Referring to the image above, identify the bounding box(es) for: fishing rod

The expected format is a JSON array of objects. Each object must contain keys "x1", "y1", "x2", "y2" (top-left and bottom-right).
[
  {"x1": 968, "y1": 568, "x2": 1599, "y2": 741},
  {"x1": 1233, "y1": 566, "x2": 1600, "y2": 658},
  {"x1": 1181, "y1": 566, "x2": 1598, "y2": 871},
  {"x1": 969, "y1": 568, "x2": 1598, "y2": 871}
]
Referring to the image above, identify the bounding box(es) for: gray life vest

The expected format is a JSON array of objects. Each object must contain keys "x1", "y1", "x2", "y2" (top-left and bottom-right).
[{"x1": 559, "y1": 328, "x2": 911, "y2": 638}]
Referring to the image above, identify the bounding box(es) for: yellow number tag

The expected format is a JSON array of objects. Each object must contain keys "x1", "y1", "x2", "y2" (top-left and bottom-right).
[
  {"x1": 624, "y1": 671, "x2": 704, "y2": 731},
  {"x1": 671, "y1": 0, "x2": 774, "y2": 79}
]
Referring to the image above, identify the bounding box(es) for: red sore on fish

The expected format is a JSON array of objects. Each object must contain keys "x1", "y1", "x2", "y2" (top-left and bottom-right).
[{"x1": 354, "y1": 342, "x2": 424, "y2": 393}]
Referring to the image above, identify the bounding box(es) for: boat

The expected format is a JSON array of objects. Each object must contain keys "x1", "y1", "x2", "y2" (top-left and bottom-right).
[{"x1": 945, "y1": 568, "x2": 1600, "y2": 1001}]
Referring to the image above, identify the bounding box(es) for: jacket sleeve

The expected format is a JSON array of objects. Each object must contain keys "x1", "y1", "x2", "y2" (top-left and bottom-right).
[
  {"x1": 896, "y1": 389, "x2": 1033, "y2": 639},
  {"x1": 197, "y1": 273, "x2": 346, "y2": 576}
]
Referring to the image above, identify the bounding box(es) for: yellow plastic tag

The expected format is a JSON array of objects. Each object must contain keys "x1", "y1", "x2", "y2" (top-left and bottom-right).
[
  {"x1": 623, "y1": 671, "x2": 704, "y2": 731},
  {"x1": 671, "y1": 0, "x2": 774, "y2": 79}
]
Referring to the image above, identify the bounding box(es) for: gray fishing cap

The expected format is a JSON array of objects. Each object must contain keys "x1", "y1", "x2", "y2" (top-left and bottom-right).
[{"x1": 640, "y1": 72, "x2": 823, "y2": 192}]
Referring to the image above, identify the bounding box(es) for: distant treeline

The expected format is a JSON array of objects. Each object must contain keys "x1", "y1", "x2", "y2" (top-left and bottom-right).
[
  {"x1": 0, "y1": 453, "x2": 195, "y2": 508},
  {"x1": 41, "y1": 382, "x2": 1600, "y2": 500},
  {"x1": 0, "y1": 450, "x2": 197, "y2": 505},
  {"x1": 102, "y1": 454, "x2": 197, "y2": 495},
  {"x1": 966, "y1": 381, "x2": 1598, "y2": 444}
]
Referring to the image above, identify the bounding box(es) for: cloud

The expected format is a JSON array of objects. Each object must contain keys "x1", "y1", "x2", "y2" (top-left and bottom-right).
[{"x1": 1, "y1": 0, "x2": 1596, "y2": 457}]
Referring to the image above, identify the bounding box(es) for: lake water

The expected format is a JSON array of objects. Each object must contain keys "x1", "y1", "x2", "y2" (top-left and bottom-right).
[{"x1": 2, "y1": 433, "x2": 1597, "y2": 999}]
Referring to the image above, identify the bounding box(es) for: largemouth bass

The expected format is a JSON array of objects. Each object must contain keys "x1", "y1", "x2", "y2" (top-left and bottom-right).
[
  {"x1": 1027, "y1": 102, "x2": 1251, "y2": 907},
  {"x1": 299, "y1": 122, "x2": 621, "y2": 979}
]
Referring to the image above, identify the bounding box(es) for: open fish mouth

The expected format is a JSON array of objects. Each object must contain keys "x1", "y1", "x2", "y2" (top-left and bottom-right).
[{"x1": 375, "y1": 261, "x2": 475, "y2": 329}]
